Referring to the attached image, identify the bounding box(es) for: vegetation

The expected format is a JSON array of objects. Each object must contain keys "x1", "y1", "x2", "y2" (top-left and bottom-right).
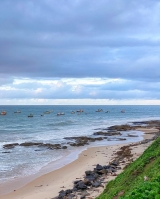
[{"x1": 97, "y1": 136, "x2": 160, "y2": 199}]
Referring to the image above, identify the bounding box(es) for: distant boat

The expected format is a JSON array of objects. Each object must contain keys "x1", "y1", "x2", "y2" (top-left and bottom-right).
[
  {"x1": 28, "y1": 114, "x2": 33, "y2": 117},
  {"x1": 44, "y1": 111, "x2": 51, "y2": 114},
  {"x1": 57, "y1": 112, "x2": 65, "y2": 116},
  {"x1": 95, "y1": 109, "x2": 103, "y2": 112},
  {"x1": 0, "y1": 111, "x2": 7, "y2": 115},
  {"x1": 14, "y1": 111, "x2": 21, "y2": 113},
  {"x1": 76, "y1": 109, "x2": 84, "y2": 113},
  {"x1": 121, "y1": 110, "x2": 125, "y2": 113}
]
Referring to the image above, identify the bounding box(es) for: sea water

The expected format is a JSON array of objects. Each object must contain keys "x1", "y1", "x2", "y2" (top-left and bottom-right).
[{"x1": 0, "y1": 105, "x2": 160, "y2": 184}]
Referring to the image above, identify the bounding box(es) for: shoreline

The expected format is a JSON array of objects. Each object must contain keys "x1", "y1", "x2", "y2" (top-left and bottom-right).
[
  {"x1": 0, "y1": 128, "x2": 143, "y2": 195},
  {"x1": 0, "y1": 126, "x2": 159, "y2": 199}
]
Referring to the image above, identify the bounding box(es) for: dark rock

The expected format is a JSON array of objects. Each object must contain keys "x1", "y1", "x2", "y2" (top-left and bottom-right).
[
  {"x1": 80, "y1": 191, "x2": 90, "y2": 199},
  {"x1": 73, "y1": 180, "x2": 82, "y2": 185},
  {"x1": 3, "y1": 143, "x2": 19, "y2": 149},
  {"x1": 67, "y1": 194, "x2": 75, "y2": 199},
  {"x1": 34, "y1": 149, "x2": 42, "y2": 151},
  {"x1": 83, "y1": 178, "x2": 92, "y2": 186},
  {"x1": 65, "y1": 189, "x2": 73, "y2": 194},
  {"x1": 103, "y1": 165, "x2": 111, "y2": 169},
  {"x1": 65, "y1": 136, "x2": 103, "y2": 147},
  {"x1": 58, "y1": 190, "x2": 66, "y2": 198},
  {"x1": 85, "y1": 170, "x2": 93, "y2": 176},
  {"x1": 95, "y1": 164, "x2": 103, "y2": 170},
  {"x1": 44, "y1": 143, "x2": 61, "y2": 149},
  {"x1": 96, "y1": 169, "x2": 107, "y2": 175},
  {"x1": 85, "y1": 171, "x2": 99, "y2": 181},
  {"x1": 86, "y1": 175, "x2": 96, "y2": 181},
  {"x1": 110, "y1": 161, "x2": 118, "y2": 166},
  {"x1": 127, "y1": 134, "x2": 139, "y2": 137},
  {"x1": 20, "y1": 142, "x2": 43, "y2": 147},
  {"x1": 62, "y1": 146, "x2": 67, "y2": 149},
  {"x1": 118, "y1": 138, "x2": 127, "y2": 140},
  {"x1": 107, "y1": 124, "x2": 132, "y2": 131},
  {"x1": 110, "y1": 165, "x2": 116, "y2": 169},
  {"x1": 72, "y1": 187, "x2": 78, "y2": 192},
  {"x1": 92, "y1": 181, "x2": 101, "y2": 187},
  {"x1": 75, "y1": 181, "x2": 87, "y2": 190},
  {"x1": 93, "y1": 131, "x2": 121, "y2": 136}
]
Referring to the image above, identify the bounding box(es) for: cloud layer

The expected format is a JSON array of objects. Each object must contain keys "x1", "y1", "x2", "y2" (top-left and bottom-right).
[{"x1": 0, "y1": 0, "x2": 160, "y2": 104}]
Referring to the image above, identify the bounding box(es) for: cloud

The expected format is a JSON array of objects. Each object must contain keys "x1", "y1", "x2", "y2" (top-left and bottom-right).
[
  {"x1": 0, "y1": 78, "x2": 160, "y2": 102},
  {"x1": 0, "y1": 0, "x2": 160, "y2": 80},
  {"x1": 0, "y1": 0, "x2": 160, "y2": 103}
]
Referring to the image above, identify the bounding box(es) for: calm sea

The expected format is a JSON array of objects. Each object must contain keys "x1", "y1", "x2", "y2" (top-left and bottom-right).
[{"x1": 0, "y1": 105, "x2": 160, "y2": 184}]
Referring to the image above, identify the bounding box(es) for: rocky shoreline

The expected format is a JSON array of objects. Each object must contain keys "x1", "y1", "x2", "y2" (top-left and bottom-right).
[
  {"x1": 3, "y1": 120, "x2": 159, "y2": 152},
  {"x1": 53, "y1": 120, "x2": 160, "y2": 199},
  {"x1": 1, "y1": 120, "x2": 160, "y2": 199},
  {"x1": 54, "y1": 132, "x2": 160, "y2": 199}
]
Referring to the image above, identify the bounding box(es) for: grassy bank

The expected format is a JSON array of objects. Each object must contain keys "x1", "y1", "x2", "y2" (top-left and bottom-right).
[{"x1": 97, "y1": 136, "x2": 160, "y2": 199}]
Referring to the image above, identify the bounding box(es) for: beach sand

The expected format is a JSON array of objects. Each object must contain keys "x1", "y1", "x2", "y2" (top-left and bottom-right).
[{"x1": 0, "y1": 127, "x2": 158, "y2": 199}]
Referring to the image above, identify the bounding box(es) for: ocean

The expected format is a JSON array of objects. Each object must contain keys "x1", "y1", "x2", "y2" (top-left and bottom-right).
[{"x1": 0, "y1": 105, "x2": 160, "y2": 185}]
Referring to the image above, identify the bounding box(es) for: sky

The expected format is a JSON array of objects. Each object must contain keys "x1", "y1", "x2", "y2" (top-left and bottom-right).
[{"x1": 0, "y1": 0, "x2": 160, "y2": 105}]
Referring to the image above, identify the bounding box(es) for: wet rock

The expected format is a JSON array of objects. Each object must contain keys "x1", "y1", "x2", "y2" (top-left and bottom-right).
[
  {"x1": 20, "y1": 142, "x2": 43, "y2": 147},
  {"x1": 127, "y1": 134, "x2": 138, "y2": 137},
  {"x1": 3, "y1": 142, "x2": 66, "y2": 150},
  {"x1": 93, "y1": 131, "x2": 121, "y2": 136},
  {"x1": 107, "y1": 124, "x2": 133, "y2": 131},
  {"x1": 35, "y1": 149, "x2": 42, "y2": 151},
  {"x1": 19, "y1": 142, "x2": 65, "y2": 150},
  {"x1": 118, "y1": 138, "x2": 127, "y2": 140},
  {"x1": 62, "y1": 146, "x2": 67, "y2": 149},
  {"x1": 3, "y1": 143, "x2": 19, "y2": 149},
  {"x1": 107, "y1": 137, "x2": 126, "y2": 141},
  {"x1": 45, "y1": 143, "x2": 61, "y2": 150},
  {"x1": 65, "y1": 136, "x2": 103, "y2": 147}
]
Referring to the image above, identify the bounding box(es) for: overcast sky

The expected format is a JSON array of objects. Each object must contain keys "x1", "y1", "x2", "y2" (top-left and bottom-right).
[{"x1": 0, "y1": 0, "x2": 160, "y2": 105}]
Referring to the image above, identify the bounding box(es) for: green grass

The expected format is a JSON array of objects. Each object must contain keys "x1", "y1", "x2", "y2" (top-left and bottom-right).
[{"x1": 97, "y1": 136, "x2": 160, "y2": 199}]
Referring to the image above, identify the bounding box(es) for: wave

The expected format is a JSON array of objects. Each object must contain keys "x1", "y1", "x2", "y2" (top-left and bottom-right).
[{"x1": 47, "y1": 120, "x2": 77, "y2": 127}]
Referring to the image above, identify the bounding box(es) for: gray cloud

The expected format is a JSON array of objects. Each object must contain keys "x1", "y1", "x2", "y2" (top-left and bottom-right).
[
  {"x1": 0, "y1": 0, "x2": 160, "y2": 102},
  {"x1": 0, "y1": 0, "x2": 160, "y2": 80}
]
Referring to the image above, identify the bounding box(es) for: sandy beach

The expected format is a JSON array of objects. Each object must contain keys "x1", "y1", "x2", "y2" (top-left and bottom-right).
[{"x1": 0, "y1": 127, "x2": 158, "y2": 199}]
